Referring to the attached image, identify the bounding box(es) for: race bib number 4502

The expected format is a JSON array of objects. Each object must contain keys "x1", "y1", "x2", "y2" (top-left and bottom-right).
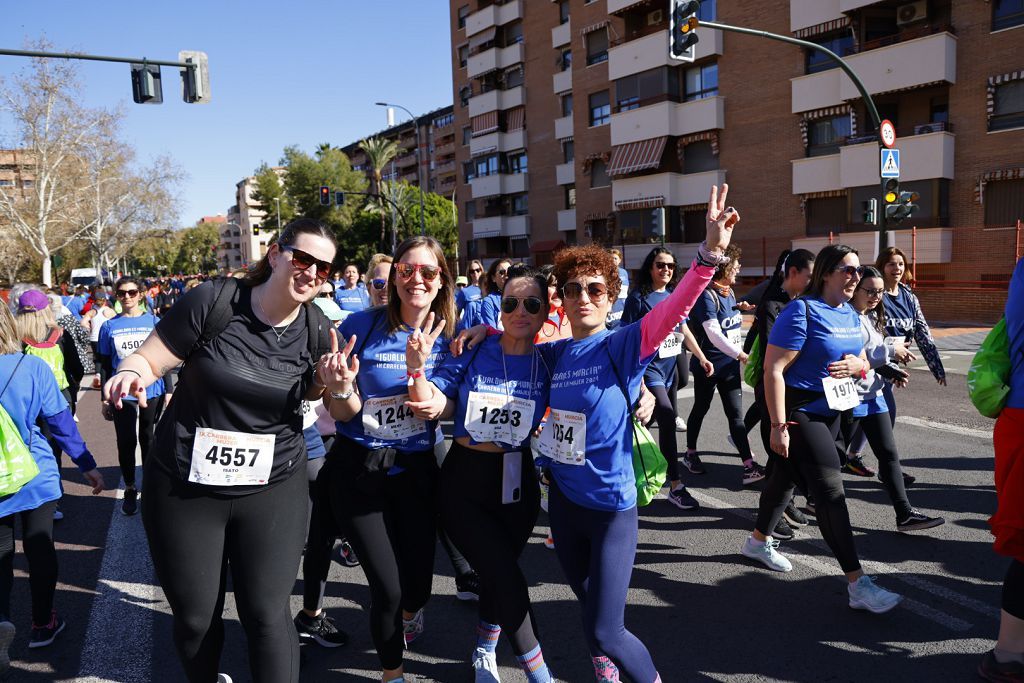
[{"x1": 189, "y1": 428, "x2": 274, "y2": 486}]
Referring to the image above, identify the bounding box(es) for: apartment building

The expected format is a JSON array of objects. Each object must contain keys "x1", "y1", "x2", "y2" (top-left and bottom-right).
[
  {"x1": 224, "y1": 171, "x2": 280, "y2": 269},
  {"x1": 0, "y1": 150, "x2": 35, "y2": 199},
  {"x1": 448, "y1": 0, "x2": 1024, "y2": 321}
]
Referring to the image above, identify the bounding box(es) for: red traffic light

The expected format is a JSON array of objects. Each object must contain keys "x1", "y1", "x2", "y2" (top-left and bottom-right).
[{"x1": 319, "y1": 185, "x2": 331, "y2": 206}]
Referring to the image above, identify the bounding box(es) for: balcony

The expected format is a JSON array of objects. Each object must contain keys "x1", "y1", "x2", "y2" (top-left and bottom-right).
[
  {"x1": 791, "y1": 227, "x2": 953, "y2": 265},
  {"x1": 468, "y1": 42, "x2": 525, "y2": 80},
  {"x1": 470, "y1": 129, "x2": 527, "y2": 156},
  {"x1": 552, "y1": 19, "x2": 571, "y2": 48},
  {"x1": 472, "y1": 214, "x2": 530, "y2": 239},
  {"x1": 789, "y1": 0, "x2": 878, "y2": 32},
  {"x1": 471, "y1": 172, "x2": 528, "y2": 199},
  {"x1": 556, "y1": 162, "x2": 575, "y2": 185},
  {"x1": 608, "y1": 0, "x2": 650, "y2": 13},
  {"x1": 791, "y1": 31, "x2": 957, "y2": 113},
  {"x1": 555, "y1": 114, "x2": 574, "y2": 140},
  {"x1": 553, "y1": 68, "x2": 572, "y2": 94},
  {"x1": 466, "y1": 0, "x2": 523, "y2": 38},
  {"x1": 612, "y1": 169, "x2": 726, "y2": 208},
  {"x1": 608, "y1": 29, "x2": 723, "y2": 81},
  {"x1": 611, "y1": 96, "x2": 724, "y2": 145},
  {"x1": 435, "y1": 160, "x2": 456, "y2": 175},
  {"x1": 396, "y1": 153, "x2": 417, "y2": 168},
  {"x1": 557, "y1": 208, "x2": 577, "y2": 232},
  {"x1": 469, "y1": 85, "x2": 525, "y2": 117}
]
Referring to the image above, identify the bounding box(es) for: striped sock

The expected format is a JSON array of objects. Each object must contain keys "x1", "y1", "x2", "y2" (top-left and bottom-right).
[
  {"x1": 517, "y1": 643, "x2": 553, "y2": 683},
  {"x1": 476, "y1": 621, "x2": 501, "y2": 653},
  {"x1": 593, "y1": 655, "x2": 620, "y2": 682}
]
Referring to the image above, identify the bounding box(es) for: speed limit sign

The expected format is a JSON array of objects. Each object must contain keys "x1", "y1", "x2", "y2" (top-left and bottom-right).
[{"x1": 880, "y1": 119, "x2": 897, "y2": 148}]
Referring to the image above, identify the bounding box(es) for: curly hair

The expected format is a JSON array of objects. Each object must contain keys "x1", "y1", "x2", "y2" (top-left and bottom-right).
[
  {"x1": 714, "y1": 244, "x2": 743, "y2": 280},
  {"x1": 553, "y1": 245, "x2": 622, "y2": 300}
]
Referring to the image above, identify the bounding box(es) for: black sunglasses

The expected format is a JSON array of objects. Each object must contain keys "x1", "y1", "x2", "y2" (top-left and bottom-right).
[
  {"x1": 561, "y1": 282, "x2": 608, "y2": 301},
  {"x1": 116, "y1": 289, "x2": 139, "y2": 298},
  {"x1": 282, "y1": 246, "x2": 332, "y2": 280},
  {"x1": 654, "y1": 262, "x2": 675, "y2": 270},
  {"x1": 371, "y1": 278, "x2": 388, "y2": 290},
  {"x1": 833, "y1": 265, "x2": 866, "y2": 277},
  {"x1": 317, "y1": 292, "x2": 334, "y2": 299},
  {"x1": 501, "y1": 296, "x2": 543, "y2": 315}
]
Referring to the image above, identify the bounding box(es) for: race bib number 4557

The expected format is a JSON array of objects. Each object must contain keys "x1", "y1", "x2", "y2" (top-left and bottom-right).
[{"x1": 189, "y1": 428, "x2": 274, "y2": 486}]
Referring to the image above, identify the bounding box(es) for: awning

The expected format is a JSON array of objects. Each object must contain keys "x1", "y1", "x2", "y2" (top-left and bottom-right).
[
  {"x1": 801, "y1": 104, "x2": 851, "y2": 121},
  {"x1": 793, "y1": 16, "x2": 851, "y2": 39},
  {"x1": 530, "y1": 240, "x2": 566, "y2": 253},
  {"x1": 580, "y1": 20, "x2": 609, "y2": 35},
  {"x1": 614, "y1": 195, "x2": 665, "y2": 210},
  {"x1": 557, "y1": 134, "x2": 573, "y2": 143},
  {"x1": 506, "y1": 107, "x2": 525, "y2": 131},
  {"x1": 609, "y1": 0, "x2": 654, "y2": 15},
  {"x1": 468, "y1": 26, "x2": 497, "y2": 52},
  {"x1": 607, "y1": 137, "x2": 667, "y2": 177},
  {"x1": 471, "y1": 145, "x2": 498, "y2": 157},
  {"x1": 471, "y1": 111, "x2": 499, "y2": 136}
]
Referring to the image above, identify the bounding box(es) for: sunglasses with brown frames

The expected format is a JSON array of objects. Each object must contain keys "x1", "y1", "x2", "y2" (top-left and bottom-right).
[
  {"x1": 561, "y1": 282, "x2": 608, "y2": 302},
  {"x1": 282, "y1": 246, "x2": 333, "y2": 280}
]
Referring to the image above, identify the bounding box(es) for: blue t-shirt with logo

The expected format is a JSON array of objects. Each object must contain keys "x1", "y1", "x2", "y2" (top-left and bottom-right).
[
  {"x1": 1006, "y1": 257, "x2": 1024, "y2": 410},
  {"x1": 335, "y1": 285, "x2": 370, "y2": 313},
  {"x1": 336, "y1": 309, "x2": 450, "y2": 451},
  {"x1": 880, "y1": 285, "x2": 918, "y2": 340},
  {"x1": 456, "y1": 285, "x2": 482, "y2": 314},
  {"x1": 478, "y1": 292, "x2": 503, "y2": 329},
  {"x1": 768, "y1": 297, "x2": 862, "y2": 416},
  {"x1": 98, "y1": 313, "x2": 165, "y2": 400},
  {"x1": 608, "y1": 267, "x2": 629, "y2": 326},
  {"x1": 689, "y1": 286, "x2": 743, "y2": 374},
  {"x1": 622, "y1": 289, "x2": 678, "y2": 388}
]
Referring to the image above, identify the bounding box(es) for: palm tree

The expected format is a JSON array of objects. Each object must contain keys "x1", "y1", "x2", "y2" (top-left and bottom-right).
[{"x1": 359, "y1": 136, "x2": 399, "y2": 248}]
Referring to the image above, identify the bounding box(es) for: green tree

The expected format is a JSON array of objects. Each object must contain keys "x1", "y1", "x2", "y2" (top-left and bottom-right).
[
  {"x1": 173, "y1": 221, "x2": 220, "y2": 274},
  {"x1": 358, "y1": 136, "x2": 399, "y2": 247},
  {"x1": 250, "y1": 165, "x2": 292, "y2": 240},
  {"x1": 403, "y1": 189, "x2": 458, "y2": 256}
]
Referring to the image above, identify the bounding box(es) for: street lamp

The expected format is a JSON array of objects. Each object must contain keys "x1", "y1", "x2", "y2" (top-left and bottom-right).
[
  {"x1": 376, "y1": 101, "x2": 426, "y2": 236},
  {"x1": 273, "y1": 197, "x2": 282, "y2": 230}
]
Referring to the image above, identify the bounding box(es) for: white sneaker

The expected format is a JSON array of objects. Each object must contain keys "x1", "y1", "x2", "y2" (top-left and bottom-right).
[
  {"x1": 403, "y1": 608, "x2": 424, "y2": 647},
  {"x1": 217, "y1": 675, "x2": 233, "y2": 683},
  {"x1": 472, "y1": 647, "x2": 501, "y2": 682},
  {"x1": 848, "y1": 575, "x2": 903, "y2": 614},
  {"x1": 675, "y1": 416, "x2": 687, "y2": 432},
  {"x1": 0, "y1": 620, "x2": 15, "y2": 676},
  {"x1": 741, "y1": 535, "x2": 792, "y2": 572}
]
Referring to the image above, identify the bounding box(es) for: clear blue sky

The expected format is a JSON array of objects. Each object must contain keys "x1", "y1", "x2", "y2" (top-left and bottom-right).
[{"x1": 0, "y1": 1, "x2": 454, "y2": 225}]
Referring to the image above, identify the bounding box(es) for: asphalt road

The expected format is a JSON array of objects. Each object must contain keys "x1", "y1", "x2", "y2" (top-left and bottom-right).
[{"x1": 6, "y1": 330, "x2": 1005, "y2": 682}]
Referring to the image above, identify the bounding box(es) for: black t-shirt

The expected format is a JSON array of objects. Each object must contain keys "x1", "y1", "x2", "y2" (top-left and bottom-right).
[{"x1": 151, "y1": 280, "x2": 316, "y2": 495}]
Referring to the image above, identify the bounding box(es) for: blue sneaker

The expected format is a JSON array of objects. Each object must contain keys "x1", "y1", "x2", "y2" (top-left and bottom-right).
[{"x1": 848, "y1": 575, "x2": 902, "y2": 614}]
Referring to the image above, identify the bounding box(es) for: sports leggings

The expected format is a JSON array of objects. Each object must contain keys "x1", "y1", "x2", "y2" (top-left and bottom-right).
[
  {"x1": 686, "y1": 365, "x2": 753, "y2": 461},
  {"x1": 439, "y1": 443, "x2": 541, "y2": 656},
  {"x1": 1003, "y1": 559, "x2": 1024, "y2": 620},
  {"x1": 303, "y1": 456, "x2": 339, "y2": 612},
  {"x1": 848, "y1": 412, "x2": 913, "y2": 520},
  {"x1": 847, "y1": 383, "x2": 899, "y2": 455},
  {"x1": 327, "y1": 438, "x2": 438, "y2": 671},
  {"x1": 0, "y1": 500, "x2": 58, "y2": 626},
  {"x1": 113, "y1": 395, "x2": 165, "y2": 488},
  {"x1": 548, "y1": 480, "x2": 658, "y2": 683},
  {"x1": 142, "y1": 460, "x2": 308, "y2": 683},
  {"x1": 649, "y1": 379, "x2": 681, "y2": 482},
  {"x1": 754, "y1": 409, "x2": 862, "y2": 573}
]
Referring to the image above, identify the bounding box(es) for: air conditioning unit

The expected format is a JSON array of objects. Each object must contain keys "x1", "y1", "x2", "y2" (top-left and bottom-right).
[
  {"x1": 896, "y1": 1, "x2": 927, "y2": 26},
  {"x1": 647, "y1": 9, "x2": 663, "y2": 25}
]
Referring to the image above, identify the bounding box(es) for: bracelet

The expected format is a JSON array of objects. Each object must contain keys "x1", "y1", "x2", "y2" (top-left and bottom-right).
[
  {"x1": 696, "y1": 241, "x2": 731, "y2": 268},
  {"x1": 770, "y1": 422, "x2": 797, "y2": 431},
  {"x1": 406, "y1": 367, "x2": 425, "y2": 379},
  {"x1": 115, "y1": 369, "x2": 143, "y2": 379}
]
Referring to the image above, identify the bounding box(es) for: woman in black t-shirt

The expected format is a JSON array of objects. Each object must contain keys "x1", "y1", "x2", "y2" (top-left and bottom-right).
[{"x1": 103, "y1": 218, "x2": 337, "y2": 683}]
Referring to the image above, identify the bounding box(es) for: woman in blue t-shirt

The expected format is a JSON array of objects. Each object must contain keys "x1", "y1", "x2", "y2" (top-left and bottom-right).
[
  {"x1": 404, "y1": 264, "x2": 556, "y2": 683},
  {"x1": 537, "y1": 184, "x2": 738, "y2": 683},
  {"x1": 741, "y1": 244, "x2": 904, "y2": 614},
  {"x1": 478, "y1": 257, "x2": 512, "y2": 329},
  {"x1": 319, "y1": 236, "x2": 456, "y2": 683}
]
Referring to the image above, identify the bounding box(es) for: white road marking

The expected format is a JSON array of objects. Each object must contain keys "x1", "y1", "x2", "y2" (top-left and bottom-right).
[{"x1": 897, "y1": 416, "x2": 992, "y2": 440}]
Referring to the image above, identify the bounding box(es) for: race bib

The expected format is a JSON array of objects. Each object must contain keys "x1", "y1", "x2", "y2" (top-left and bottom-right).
[
  {"x1": 726, "y1": 328, "x2": 743, "y2": 347},
  {"x1": 189, "y1": 427, "x2": 275, "y2": 486},
  {"x1": 362, "y1": 394, "x2": 425, "y2": 441},
  {"x1": 535, "y1": 409, "x2": 586, "y2": 466},
  {"x1": 465, "y1": 391, "x2": 535, "y2": 446},
  {"x1": 822, "y1": 376, "x2": 859, "y2": 411},
  {"x1": 113, "y1": 330, "x2": 149, "y2": 360},
  {"x1": 658, "y1": 332, "x2": 683, "y2": 359}
]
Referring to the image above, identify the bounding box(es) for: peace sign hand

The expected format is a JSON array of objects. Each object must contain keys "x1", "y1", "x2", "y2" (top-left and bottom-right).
[
  {"x1": 406, "y1": 312, "x2": 446, "y2": 372},
  {"x1": 319, "y1": 328, "x2": 360, "y2": 394},
  {"x1": 706, "y1": 183, "x2": 740, "y2": 254}
]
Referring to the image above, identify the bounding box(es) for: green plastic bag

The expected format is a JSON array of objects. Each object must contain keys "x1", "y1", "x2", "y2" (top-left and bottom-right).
[
  {"x1": 0, "y1": 357, "x2": 41, "y2": 497},
  {"x1": 968, "y1": 319, "x2": 1011, "y2": 418},
  {"x1": 632, "y1": 417, "x2": 668, "y2": 507},
  {"x1": 744, "y1": 332, "x2": 763, "y2": 388}
]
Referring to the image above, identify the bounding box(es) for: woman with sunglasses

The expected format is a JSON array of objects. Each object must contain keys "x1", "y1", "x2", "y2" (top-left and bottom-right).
[
  {"x1": 366, "y1": 253, "x2": 394, "y2": 308},
  {"x1": 319, "y1": 236, "x2": 456, "y2": 683},
  {"x1": 622, "y1": 247, "x2": 704, "y2": 511},
  {"x1": 532, "y1": 185, "x2": 738, "y2": 683},
  {"x1": 402, "y1": 264, "x2": 555, "y2": 683},
  {"x1": 97, "y1": 276, "x2": 166, "y2": 517},
  {"x1": 478, "y1": 258, "x2": 513, "y2": 329},
  {"x1": 456, "y1": 259, "x2": 485, "y2": 315},
  {"x1": 104, "y1": 218, "x2": 337, "y2": 683},
  {"x1": 741, "y1": 245, "x2": 904, "y2": 613}
]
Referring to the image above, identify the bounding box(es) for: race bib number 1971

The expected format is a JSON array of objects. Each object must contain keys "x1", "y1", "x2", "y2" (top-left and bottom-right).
[
  {"x1": 822, "y1": 376, "x2": 859, "y2": 411},
  {"x1": 189, "y1": 428, "x2": 275, "y2": 486}
]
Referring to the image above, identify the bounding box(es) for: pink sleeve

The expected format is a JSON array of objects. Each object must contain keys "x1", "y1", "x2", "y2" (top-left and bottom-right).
[{"x1": 639, "y1": 260, "x2": 716, "y2": 359}]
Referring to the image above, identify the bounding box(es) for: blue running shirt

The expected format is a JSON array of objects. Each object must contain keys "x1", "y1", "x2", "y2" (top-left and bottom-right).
[{"x1": 98, "y1": 313, "x2": 165, "y2": 400}]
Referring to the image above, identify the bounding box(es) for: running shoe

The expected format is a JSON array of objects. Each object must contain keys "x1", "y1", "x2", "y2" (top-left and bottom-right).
[
  {"x1": 772, "y1": 518, "x2": 795, "y2": 541},
  {"x1": 472, "y1": 646, "x2": 502, "y2": 682},
  {"x1": 901, "y1": 472, "x2": 917, "y2": 488},
  {"x1": 403, "y1": 608, "x2": 425, "y2": 647},
  {"x1": 783, "y1": 500, "x2": 808, "y2": 527},
  {"x1": 978, "y1": 650, "x2": 1024, "y2": 682},
  {"x1": 538, "y1": 479, "x2": 549, "y2": 513},
  {"x1": 122, "y1": 488, "x2": 138, "y2": 516},
  {"x1": 667, "y1": 485, "x2": 700, "y2": 510},
  {"x1": 675, "y1": 416, "x2": 687, "y2": 432},
  {"x1": 682, "y1": 452, "x2": 706, "y2": 475},
  {"x1": 543, "y1": 534, "x2": 555, "y2": 550},
  {"x1": 741, "y1": 535, "x2": 792, "y2": 572},
  {"x1": 0, "y1": 620, "x2": 14, "y2": 675},
  {"x1": 896, "y1": 510, "x2": 945, "y2": 533},
  {"x1": 842, "y1": 454, "x2": 876, "y2": 477},
  {"x1": 847, "y1": 575, "x2": 902, "y2": 614},
  {"x1": 217, "y1": 675, "x2": 233, "y2": 683},
  {"x1": 804, "y1": 496, "x2": 816, "y2": 517},
  {"x1": 294, "y1": 611, "x2": 349, "y2": 648},
  {"x1": 742, "y1": 462, "x2": 766, "y2": 486},
  {"x1": 456, "y1": 571, "x2": 481, "y2": 602},
  {"x1": 337, "y1": 539, "x2": 360, "y2": 567},
  {"x1": 53, "y1": 506, "x2": 64, "y2": 521},
  {"x1": 28, "y1": 611, "x2": 66, "y2": 648}
]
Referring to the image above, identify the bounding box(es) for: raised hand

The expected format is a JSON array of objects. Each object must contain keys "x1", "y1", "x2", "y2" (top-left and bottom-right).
[
  {"x1": 319, "y1": 328, "x2": 360, "y2": 393},
  {"x1": 705, "y1": 183, "x2": 740, "y2": 254},
  {"x1": 104, "y1": 373, "x2": 149, "y2": 410},
  {"x1": 406, "y1": 312, "x2": 446, "y2": 371}
]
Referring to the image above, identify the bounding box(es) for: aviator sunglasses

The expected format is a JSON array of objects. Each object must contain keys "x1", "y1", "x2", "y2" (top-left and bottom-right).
[
  {"x1": 561, "y1": 282, "x2": 608, "y2": 302},
  {"x1": 833, "y1": 265, "x2": 866, "y2": 277},
  {"x1": 395, "y1": 263, "x2": 440, "y2": 281},
  {"x1": 371, "y1": 278, "x2": 388, "y2": 290},
  {"x1": 501, "y1": 296, "x2": 544, "y2": 315},
  {"x1": 282, "y1": 246, "x2": 332, "y2": 280}
]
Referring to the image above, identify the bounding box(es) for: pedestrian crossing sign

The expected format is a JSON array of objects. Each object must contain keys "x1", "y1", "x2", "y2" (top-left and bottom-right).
[{"x1": 880, "y1": 148, "x2": 900, "y2": 178}]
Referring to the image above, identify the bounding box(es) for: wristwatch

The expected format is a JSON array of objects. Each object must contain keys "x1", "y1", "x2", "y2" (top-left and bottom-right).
[{"x1": 330, "y1": 388, "x2": 354, "y2": 400}]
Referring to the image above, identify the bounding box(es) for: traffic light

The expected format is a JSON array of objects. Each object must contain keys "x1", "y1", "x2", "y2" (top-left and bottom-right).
[
  {"x1": 862, "y1": 198, "x2": 878, "y2": 226},
  {"x1": 670, "y1": 0, "x2": 701, "y2": 61},
  {"x1": 253, "y1": 224, "x2": 260, "y2": 235},
  {"x1": 882, "y1": 178, "x2": 918, "y2": 224},
  {"x1": 335, "y1": 191, "x2": 345, "y2": 206},
  {"x1": 179, "y1": 51, "x2": 210, "y2": 104},
  {"x1": 130, "y1": 63, "x2": 163, "y2": 104},
  {"x1": 651, "y1": 207, "x2": 666, "y2": 237},
  {"x1": 319, "y1": 186, "x2": 331, "y2": 206}
]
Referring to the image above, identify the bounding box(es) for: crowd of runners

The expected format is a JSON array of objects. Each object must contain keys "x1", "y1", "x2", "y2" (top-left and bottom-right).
[{"x1": 0, "y1": 182, "x2": 1021, "y2": 683}]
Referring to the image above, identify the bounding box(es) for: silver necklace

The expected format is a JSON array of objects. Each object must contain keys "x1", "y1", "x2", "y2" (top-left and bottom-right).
[{"x1": 254, "y1": 289, "x2": 295, "y2": 343}]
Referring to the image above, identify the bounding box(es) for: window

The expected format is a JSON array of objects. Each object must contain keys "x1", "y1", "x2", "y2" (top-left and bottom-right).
[
  {"x1": 462, "y1": 126, "x2": 472, "y2": 145},
  {"x1": 806, "y1": 32, "x2": 854, "y2": 74},
  {"x1": 511, "y1": 194, "x2": 529, "y2": 215},
  {"x1": 503, "y1": 21, "x2": 524, "y2": 45},
  {"x1": 563, "y1": 140, "x2": 574, "y2": 163},
  {"x1": 930, "y1": 96, "x2": 949, "y2": 125},
  {"x1": 682, "y1": 209, "x2": 706, "y2": 243},
  {"x1": 565, "y1": 185, "x2": 576, "y2": 209},
  {"x1": 682, "y1": 141, "x2": 719, "y2": 174},
  {"x1": 589, "y1": 90, "x2": 611, "y2": 126},
  {"x1": 434, "y1": 113, "x2": 454, "y2": 128},
  {"x1": 561, "y1": 93, "x2": 573, "y2": 116},
  {"x1": 617, "y1": 210, "x2": 669, "y2": 244},
  {"x1": 505, "y1": 67, "x2": 524, "y2": 89},
  {"x1": 21, "y1": 179, "x2": 34, "y2": 189},
  {"x1": 616, "y1": 67, "x2": 673, "y2": 111},
  {"x1": 463, "y1": 161, "x2": 476, "y2": 182},
  {"x1": 684, "y1": 62, "x2": 718, "y2": 101},
  {"x1": 511, "y1": 237, "x2": 530, "y2": 259},
  {"x1": 457, "y1": 5, "x2": 469, "y2": 29},
  {"x1": 586, "y1": 29, "x2": 609, "y2": 66},
  {"x1": 464, "y1": 201, "x2": 476, "y2": 220},
  {"x1": 991, "y1": 80, "x2": 1024, "y2": 131},
  {"x1": 560, "y1": 49, "x2": 573, "y2": 71},
  {"x1": 475, "y1": 155, "x2": 500, "y2": 178},
  {"x1": 807, "y1": 114, "x2": 852, "y2": 157},
  {"x1": 590, "y1": 160, "x2": 610, "y2": 188},
  {"x1": 697, "y1": 0, "x2": 716, "y2": 21},
  {"x1": 467, "y1": 239, "x2": 478, "y2": 259},
  {"x1": 993, "y1": 0, "x2": 1024, "y2": 31},
  {"x1": 508, "y1": 151, "x2": 528, "y2": 174},
  {"x1": 805, "y1": 196, "x2": 847, "y2": 237},
  {"x1": 458, "y1": 45, "x2": 468, "y2": 68},
  {"x1": 558, "y1": 0, "x2": 570, "y2": 24},
  {"x1": 459, "y1": 86, "x2": 471, "y2": 107},
  {"x1": 984, "y1": 178, "x2": 1024, "y2": 225},
  {"x1": 0, "y1": 179, "x2": 13, "y2": 187}
]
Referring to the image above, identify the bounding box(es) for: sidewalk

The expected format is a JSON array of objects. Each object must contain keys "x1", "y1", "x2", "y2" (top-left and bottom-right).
[{"x1": 930, "y1": 326, "x2": 991, "y2": 352}]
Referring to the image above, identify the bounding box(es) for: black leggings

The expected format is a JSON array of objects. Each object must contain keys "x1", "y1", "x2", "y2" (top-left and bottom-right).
[
  {"x1": 142, "y1": 460, "x2": 308, "y2": 683},
  {"x1": 686, "y1": 365, "x2": 753, "y2": 461},
  {"x1": 754, "y1": 409, "x2": 861, "y2": 573},
  {"x1": 439, "y1": 442, "x2": 541, "y2": 656},
  {"x1": 1003, "y1": 559, "x2": 1024, "y2": 620},
  {"x1": 849, "y1": 412, "x2": 913, "y2": 519},
  {"x1": 649, "y1": 380, "x2": 681, "y2": 482},
  {"x1": 327, "y1": 439, "x2": 438, "y2": 671},
  {"x1": 0, "y1": 501, "x2": 58, "y2": 626},
  {"x1": 114, "y1": 395, "x2": 165, "y2": 488},
  {"x1": 303, "y1": 456, "x2": 339, "y2": 612}
]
